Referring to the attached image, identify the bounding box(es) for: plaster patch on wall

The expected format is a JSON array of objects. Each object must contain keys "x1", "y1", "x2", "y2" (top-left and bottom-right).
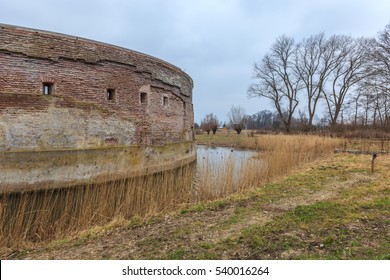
[
  {"x1": 0, "y1": 106, "x2": 136, "y2": 151},
  {"x1": 87, "y1": 111, "x2": 136, "y2": 146}
]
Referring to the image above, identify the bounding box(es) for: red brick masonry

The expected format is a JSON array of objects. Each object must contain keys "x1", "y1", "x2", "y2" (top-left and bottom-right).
[
  {"x1": 0, "y1": 24, "x2": 195, "y2": 191},
  {"x1": 0, "y1": 24, "x2": 194, "y2": 151}
]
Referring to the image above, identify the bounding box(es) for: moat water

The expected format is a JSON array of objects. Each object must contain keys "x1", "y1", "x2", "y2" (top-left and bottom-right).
[{"x1": 196, "y1": 145, "x2": 258, "y2": 171}]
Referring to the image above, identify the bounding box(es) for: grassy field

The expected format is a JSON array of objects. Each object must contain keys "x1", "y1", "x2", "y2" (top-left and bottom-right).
[{"x1": 1, "y1": 134, "x2": 388, "y2": 259}]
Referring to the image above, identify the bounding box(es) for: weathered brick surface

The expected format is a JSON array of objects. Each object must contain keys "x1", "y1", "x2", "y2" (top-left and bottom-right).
[{"x1": 0, "y1": 24, "x2": 194, "y2": 151}]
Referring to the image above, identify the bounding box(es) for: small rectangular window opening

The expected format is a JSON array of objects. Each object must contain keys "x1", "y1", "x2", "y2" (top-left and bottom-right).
[
  {"x1": 140, "y1": 92, "x2": 147, "y2": 104},
  {"x1": 43, "y1": 83, "x2": 54, "y2": 95},
  {"x1": 163, "y1": 96, "x2": 168, "y2": 107},
  {"x1": 107, "y1": 89, "x2": 115, "y2": 101}
]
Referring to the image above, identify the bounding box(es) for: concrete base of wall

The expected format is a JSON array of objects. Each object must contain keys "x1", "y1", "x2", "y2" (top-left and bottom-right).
[{"x1": 0, "y1": 141, "x2": 196, "y2": 193}]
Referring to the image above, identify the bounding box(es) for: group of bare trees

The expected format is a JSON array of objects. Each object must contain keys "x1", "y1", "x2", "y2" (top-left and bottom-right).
[
  {"x1": 200, "y1": 113, "x2": 219, "y2": 134},
  {"x1": 198, "y1": 23, "x2": 389, "y2": 135},
  {"x1": 200, "y1": 106, "x2": 246, "y2": 134},
  {"x1": 245, "y1": 109, "x2": 305, "y2": 131},
  {"x1": 347, "y1": 23, "x2": 390, "y2": 128},
  {"x1": 248, "y1": 22, "x2": 390, "y2": 132}
]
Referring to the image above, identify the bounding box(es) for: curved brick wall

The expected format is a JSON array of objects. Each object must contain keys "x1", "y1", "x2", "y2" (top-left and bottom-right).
[{"x1": 0, "y1": 24, "x2": 195, "y2": 192}]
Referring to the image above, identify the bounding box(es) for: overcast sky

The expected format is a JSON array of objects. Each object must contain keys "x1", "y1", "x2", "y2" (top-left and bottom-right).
[{"x1": 1, "y1": 0, "x2": 389, "y2": 123}]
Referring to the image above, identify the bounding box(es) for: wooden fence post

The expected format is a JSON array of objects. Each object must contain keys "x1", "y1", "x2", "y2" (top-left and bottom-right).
[{"x1": 371, "y1": 153, "x2": 377, "y2": 173}]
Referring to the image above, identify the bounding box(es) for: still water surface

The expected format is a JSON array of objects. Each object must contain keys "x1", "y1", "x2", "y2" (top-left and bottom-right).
[{"x1": 196, "y1": 145, "x2": 259, "y2": 176}]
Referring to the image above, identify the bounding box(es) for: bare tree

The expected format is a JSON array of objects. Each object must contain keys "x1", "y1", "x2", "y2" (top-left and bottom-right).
[
  {"x1": 370, "y1": 23, "x2": 390, "y2": 128},
  {"x1": 321, "y1": 36, "x2": 373, "y2": 127},
  {"x1": 345, "y1": 88, "x2": 362, "y2": 126},
  {"x1": 200, "y1": 114, "x2": 212, "y2": 135},
  {"x1": 200, "y1": 113, "x2": 220, "y2": 135},
  {"x1": 210, "y1": 114, "x2": 220, "y2": 134},
  {"x1": 227, "y1": 105, "x2": 246, "y2": 134},
  {"x1": 248, "y1": 35, "x2": 302, "y2": 132},
  {"x1": 295, "y1": 33, "x2": 341, "y2": 129},
  {"x1": 373, "y1": 23, "x2": 390, "y2": 81}
]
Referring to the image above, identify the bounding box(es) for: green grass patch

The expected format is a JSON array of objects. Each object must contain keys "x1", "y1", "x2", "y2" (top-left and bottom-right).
[
  {"x1": 291, "y1": 201, "x2": 347, "y2": 224},
  {"x1": 168, "y1": 248, "x2": 185, "y2": 260}
]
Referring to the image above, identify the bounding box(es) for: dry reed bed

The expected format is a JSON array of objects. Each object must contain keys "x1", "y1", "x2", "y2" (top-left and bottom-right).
[
  {"x1": 197, "y1": 135, "x2": 342, "y2": 200},
  {"x1": 0, "y1": 165, "x2": 196, "y2": 247},
  {"x1": 0, "y1": 135, "x2": 341, "y2": 247}
]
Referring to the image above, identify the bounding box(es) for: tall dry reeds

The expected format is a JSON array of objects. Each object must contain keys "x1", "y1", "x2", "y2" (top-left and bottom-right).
[
  {"x1": 0, "y1": 135, "x2": 341, "y2": 247},
  {"x1": 257, "y1": 134, "x2": 341, "y2": 181},
  {"x1": 0, "y1": 163, "x2": 196, "y2": 247},
  {"x1": 195, "y1": 135, "x2": 341, "y2": 199}
]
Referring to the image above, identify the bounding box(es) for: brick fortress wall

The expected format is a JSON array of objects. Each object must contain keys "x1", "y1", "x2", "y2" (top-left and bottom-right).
[
  {"x1": 0, "y1": 24, "x2": 195, "y2": 191},
  {"x1": 0, "y1": 24, "x2": 194, "y2": 151}
]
